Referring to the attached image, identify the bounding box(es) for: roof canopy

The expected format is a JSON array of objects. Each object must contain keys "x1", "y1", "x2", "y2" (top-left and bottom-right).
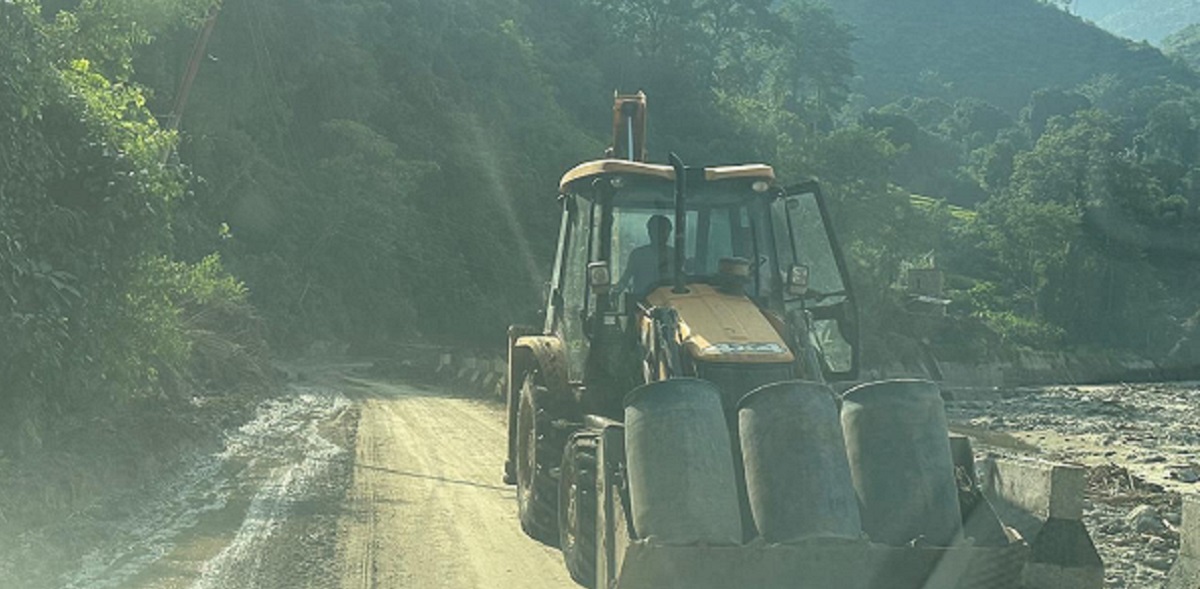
[{"x1": 559, "y1": 159, "x2": 775, "y2": 193}]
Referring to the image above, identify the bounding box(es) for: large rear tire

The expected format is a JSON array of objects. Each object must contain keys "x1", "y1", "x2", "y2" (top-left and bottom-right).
[
  {"x1": 516, "y1": 372, "x2": 561, "y2": 545},
  {"x1": 559, "y1": 432, "x2": 598, "y2": 587}
]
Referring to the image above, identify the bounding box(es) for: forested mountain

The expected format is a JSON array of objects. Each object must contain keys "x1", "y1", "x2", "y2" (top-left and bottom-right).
[
  {"x1": 135, "y1": 0, "x2": 863, "y2": 347},
  {"x1": 6, "y1": 0, "x2": 1200, "y2": 465},
  {"x1": 1165, "y1": 23, "x2": 1200, "y2": 70},
  {"x1": 142, "y1": 0, "x2": 600, "y2": 348},
  {"x1": 145, "y1": 0, "x2": 1200, "y2": 362},
  {"x1": 1073, "y1": 0, "x2": 1200, "y2": 44},
  {"x1": 827, "y1": 0, "x2": 1198, "y2": 112}
]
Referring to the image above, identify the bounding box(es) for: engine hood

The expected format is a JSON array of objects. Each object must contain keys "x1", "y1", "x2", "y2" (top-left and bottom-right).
[{"x1": 645, "y1": 284, "x2": 794, "y2": 364}]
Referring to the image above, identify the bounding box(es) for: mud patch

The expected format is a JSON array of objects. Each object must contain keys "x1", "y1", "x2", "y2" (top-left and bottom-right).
[
  {"x1": 0, "y1": 387, "x2": 357, "y2": 589},
  {"x1": 186, "y1": 391, "x2": 353, "y2": 589}
]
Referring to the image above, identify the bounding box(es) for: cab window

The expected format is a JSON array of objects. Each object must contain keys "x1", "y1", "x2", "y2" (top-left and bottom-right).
[
  {"x1": 609, "y1": 199, "x2": 773, "y2": 299},
  {"x1": 560, "y1": 195, "x2": 594, "y2": 378},
  {"x1": 771, "y1": 192, "x2": 847, "y2": 304}
]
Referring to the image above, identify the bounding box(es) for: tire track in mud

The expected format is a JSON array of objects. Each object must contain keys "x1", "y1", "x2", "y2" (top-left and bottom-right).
[
  {"x1": 333, "y1": 378, "x2": 574, "y2": 589},
  {"x1": 341, "y1": 397, "x2": 381, "y2": 589}
]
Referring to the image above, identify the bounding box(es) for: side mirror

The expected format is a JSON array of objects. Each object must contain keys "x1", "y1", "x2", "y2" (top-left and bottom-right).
[
  {"x1": 786, "y1": 264, "x2": 809, "y2": 297},
  {"x1": 588, "y1": 261, "x2": 612, "y2": 295}
]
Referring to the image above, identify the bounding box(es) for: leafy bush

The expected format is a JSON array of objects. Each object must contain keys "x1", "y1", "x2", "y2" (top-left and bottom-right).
[
  {"x1": 0, "y1": 1, "x2": 267, "y2": 459},
  {"x1": 977, "y1": 310, "x2": 1066, "y2": 348}
]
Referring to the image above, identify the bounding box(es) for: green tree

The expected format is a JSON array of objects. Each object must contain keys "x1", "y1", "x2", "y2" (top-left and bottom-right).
[
  {"x1": 1024, "y1": 89, "x2": 1091, "y2": 139},
  {"x1": 978, "y1": 109, "x2": 1170, "y2": 346},
  {"x1": 0, "y1": 0, "x2": 263, "y2": 459}
]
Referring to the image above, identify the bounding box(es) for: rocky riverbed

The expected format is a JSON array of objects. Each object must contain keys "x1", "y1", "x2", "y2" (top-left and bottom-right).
[{"x1": 946, "y1": 382, "x2": 1200, "y2": 588}]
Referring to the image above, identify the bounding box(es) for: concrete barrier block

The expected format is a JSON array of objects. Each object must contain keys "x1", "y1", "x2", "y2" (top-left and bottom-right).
[
  {"x1": 1167, "y1": 494, "x2": 1200, "y2": 589},
  {"x1": 980, "y1": 457, "x2": 1101, "y2": 589},
  {"x1": 1180, "y1": 495, "x2": 1200, "y2": 559},
  {"x1": 1021, "y1": 519, "x2": 1104, "y2": 589},
  {"x1": 981, "y1": 457, "x2": 1085, "y2": 522},
  {"x1": 453, "y1": 357, "x2": 472, "y2": 383}
]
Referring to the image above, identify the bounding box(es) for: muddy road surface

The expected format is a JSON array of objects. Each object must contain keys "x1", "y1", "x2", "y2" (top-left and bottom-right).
[
  {"x1": 333, "y1": 374, "x2": 574, "y2": 589},
  {"x1": 0, "y1": 364, "x2": 575, "y2": 589}
]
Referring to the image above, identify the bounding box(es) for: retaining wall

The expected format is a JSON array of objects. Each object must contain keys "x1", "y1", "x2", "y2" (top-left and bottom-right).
[
  {"x1": 373, "y1": 346, "x2": 507, "y2": 400},
  {"x1": 381, "y1": 342, "x2": 1192, "y2": 402},
  {"x1": 867, "y1": 347, "x2": 1188, "y2": 388}
]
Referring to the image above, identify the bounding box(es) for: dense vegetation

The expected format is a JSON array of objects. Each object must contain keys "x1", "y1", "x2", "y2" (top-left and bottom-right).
[
  {"x1": 5, "y1": 0, "x2": 1200, "y2": 465},
  {"x1": 0, "y1": 0, "x2": 268, "y2": 463}
]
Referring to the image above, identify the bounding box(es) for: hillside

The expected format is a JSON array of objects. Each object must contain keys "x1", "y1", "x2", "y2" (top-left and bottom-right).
[
  {"x1": 1165, "y1": 23, "x2": 1200, "y2": 70},
  {"x1": 827, "y1": 0, "x2": 1199, "y2": 112},
  {"x1": 6, "y1": 0, "x2": 1200, "y2": 475}
]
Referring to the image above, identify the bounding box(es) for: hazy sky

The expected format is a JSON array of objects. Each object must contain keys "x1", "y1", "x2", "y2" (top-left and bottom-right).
[{"x1": 1071, "y1": 0, "x2": 1200, "y2": 44}]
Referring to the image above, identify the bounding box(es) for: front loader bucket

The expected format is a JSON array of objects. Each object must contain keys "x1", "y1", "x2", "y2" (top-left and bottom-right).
[
  {"x1": 607, "y1": 539, "x2": 1027, "y2": 589},
  {"x1": 594, "y1": 377, "x2": 1039, "y2": 589},
  {"x1": 596, "y1": 382, "x2": 1026, "y2": 589},
  {"x1": 589, "y1": 374, "x2": 1103, "y2": 589}
]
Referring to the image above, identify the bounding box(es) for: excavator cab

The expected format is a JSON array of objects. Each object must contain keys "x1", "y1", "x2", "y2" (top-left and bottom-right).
[{"x1": 553, "y1": 158, "x2": 858, "y2": 389}]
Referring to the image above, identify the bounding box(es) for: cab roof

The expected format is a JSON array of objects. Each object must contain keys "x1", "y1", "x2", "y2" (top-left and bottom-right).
[{"x1": 559, "y1": 159, "x2": 776, "y2": 193}]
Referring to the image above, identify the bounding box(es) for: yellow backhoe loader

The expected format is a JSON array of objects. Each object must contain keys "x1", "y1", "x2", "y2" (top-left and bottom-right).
[{"x1": 502, "y1": 92, "x2": 1103, "y2": 589}]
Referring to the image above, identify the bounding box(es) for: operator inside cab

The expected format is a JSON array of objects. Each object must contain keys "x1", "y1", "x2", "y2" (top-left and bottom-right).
[{"x1": 615, "y1": 214, "x2": 675, "y2": 299}]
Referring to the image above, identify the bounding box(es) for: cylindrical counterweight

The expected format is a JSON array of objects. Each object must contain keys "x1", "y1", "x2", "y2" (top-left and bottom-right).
[
  {"x1": 624, "y1": 378, "x2": 743, "y2": 545},
  {"x1": 738, "y1": 381, "x2": 863, "y2": 543},
  {"x1": 840, "y1": 379, "x2": 962, "y2": 546}
]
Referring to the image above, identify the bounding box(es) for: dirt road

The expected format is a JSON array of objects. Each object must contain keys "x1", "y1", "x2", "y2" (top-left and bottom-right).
[
  {"x1": 1, "y1": 366, "x2": 576, "y2": 589},
  {"x1": 334, "y1": 376, "x2": 575, "y2": 589},
  {"x1": 8, "y1": 366, "x2": 1195, "y2": 589}
]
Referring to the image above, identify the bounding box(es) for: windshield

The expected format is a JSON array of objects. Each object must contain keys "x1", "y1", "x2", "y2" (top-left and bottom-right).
[{"x1": 609, "y1": 193, "x2": 775, "y2": 299}]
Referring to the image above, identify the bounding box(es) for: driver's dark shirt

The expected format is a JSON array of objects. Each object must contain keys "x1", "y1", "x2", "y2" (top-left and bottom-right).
[{"x1": 622, "y1": 244, "x2": 675, "y2": 298}]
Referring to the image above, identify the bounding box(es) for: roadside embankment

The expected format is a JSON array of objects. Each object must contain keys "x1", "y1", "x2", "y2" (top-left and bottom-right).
[
  {"x1": 372, "y1": 338, "x2": 1198, "y2": 398},
  {"x1": 868, "y1": 339, "x2": 1198, "y2": 388}
]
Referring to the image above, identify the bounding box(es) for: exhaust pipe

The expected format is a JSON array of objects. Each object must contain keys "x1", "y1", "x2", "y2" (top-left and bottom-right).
[
  {"x1": 668, "y1": 152, "x2": 687, "y2": 294},
  {"x1": 623, "y1": 102, "x2": 636, "y2": 162}
]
